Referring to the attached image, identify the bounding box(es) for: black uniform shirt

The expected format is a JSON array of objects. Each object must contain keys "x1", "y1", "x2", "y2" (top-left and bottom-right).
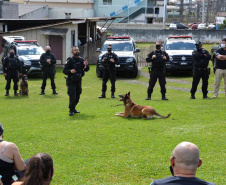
[
  {"x1": 101, "y1": 52, "x2": 119, "y2": 70},
  {"x1": 192, "y1": 48, "x2": 211, "y2": 68},
  {"x1": 3, "y1": 56, "x2": 21, "y2": 73},
  {"x1": 146, "y1": 50, "x2": 169, "y2": 69},
  {"x1": 63, "y1": 56, "x2": 90, "y2": 79},
  {"x1": 215, "y1": 48, "x2": 226, "y2": 69},
  {"x1": 40, "y1": 52, "x2": 56, "y2": 70}
]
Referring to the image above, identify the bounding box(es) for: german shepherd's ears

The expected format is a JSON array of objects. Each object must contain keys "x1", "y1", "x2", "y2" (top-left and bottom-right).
[{"x1": 127, "y1": 92, "x2": 130, "y2": 96}]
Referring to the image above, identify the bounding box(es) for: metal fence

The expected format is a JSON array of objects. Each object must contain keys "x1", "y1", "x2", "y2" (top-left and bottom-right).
[{"x1": 136, "y1": 45, "x2": 154, "y2": 67}]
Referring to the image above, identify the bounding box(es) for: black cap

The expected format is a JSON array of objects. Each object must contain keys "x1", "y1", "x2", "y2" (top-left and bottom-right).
[
  {"x1": 0, "y1": 123, "x2": 4, "y2": 136},
  {"x1": 195, "y1": 41, "x2": 202, "y2": 45}
]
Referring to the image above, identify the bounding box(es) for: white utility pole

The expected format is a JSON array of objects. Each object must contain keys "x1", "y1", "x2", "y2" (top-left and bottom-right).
[
  {"x1": 163, "y1": 0, "x2": 167, "y2": 29},
  {"x1": 202, "y1": 0, "x2": 205, "y2": 23}
]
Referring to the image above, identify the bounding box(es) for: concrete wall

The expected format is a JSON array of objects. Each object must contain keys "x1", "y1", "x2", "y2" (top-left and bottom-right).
[
  {"x1": 107, "y1": 29, "x2": 226, "y2": 43},
  {"x1": 0, "y1": 1, "x2": 18, "y2": 18},
  {"x1": 49, "y1": 8, "x2": 94, "y2": 19},
  {"x1": 19, "y1": 5, "x2": 48, "y2": 19}
]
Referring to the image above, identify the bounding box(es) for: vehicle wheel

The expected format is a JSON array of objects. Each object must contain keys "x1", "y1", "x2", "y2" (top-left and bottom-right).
[
  {"x1": 131, "y1": 66, "x2": 138, "y2": 78},
  {"x1": 96, "y1": 67, "x2": 103, "y2": 78}
]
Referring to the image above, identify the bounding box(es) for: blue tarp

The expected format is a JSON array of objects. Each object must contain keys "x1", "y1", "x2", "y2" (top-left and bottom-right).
[
  {"x1": 110, "y1": 11, "x2": 116, "y2": 17},
  {"x1": 134, "y1": 0, "x2": 141, "y2": 4},
  {"x1": 122, "y1": 5, "x2": 128, "y2": 11}
]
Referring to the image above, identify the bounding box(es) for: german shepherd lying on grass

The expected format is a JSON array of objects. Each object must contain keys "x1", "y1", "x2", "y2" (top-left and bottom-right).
[
  {"x1": 115, "y1": 92, "x2": 171, "y2": 119},
  {"x1": 19, "y1": 74, "x2": 29, "y2": 96}
]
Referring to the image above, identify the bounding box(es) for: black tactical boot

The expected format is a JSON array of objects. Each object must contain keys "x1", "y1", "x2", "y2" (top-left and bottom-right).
[
  {"x1": 69, "y1": 110, "x2": 74, "y2": 116},
  {"x1": 162, "y1": 96, "x2": 168, "y2": 100},
  {"x1": 53, "y1": 89, "x2": 58, "y2": 95},
  {"x1": 162, "y1": 94, "x2": 168, "y2": 100},
  {"x1": 74, "y1": 109, "x2": 80, "y2": 113},
  {"x1": 14, "y1": 90, "x2": 18, "y2": 96},
  {"x1": 203, "y1": 95, "x2": 210, "y2": 99},
  {"x1": 99, "y1": 92, "x2": 106, "y2": 98},
  {"x1": 5, "y1": 90, "x2": 9, "y2": 96},
  {"x1": 40, "y1": 89, "x2": 45, "y2": 95},
  {"x1": 145, "y1": 93, "x2": 151, "y2": 100},
  {"x1": 190, "y1": 94, "x2": 195, "y2": 99},
  {"x1": 111, "y1": 92, "x2": 115, "y2": 98}
]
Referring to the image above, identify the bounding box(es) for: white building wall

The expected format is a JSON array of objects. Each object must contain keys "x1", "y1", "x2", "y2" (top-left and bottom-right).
[
  {"x1": 2, "y1": 23, "x2": 79, "y2": 64},
  {"x1": 49, "y1": 8, "x2": 94, "y2": 19}
]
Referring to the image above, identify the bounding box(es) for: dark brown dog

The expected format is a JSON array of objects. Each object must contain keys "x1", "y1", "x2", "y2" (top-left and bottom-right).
[
  {"x1": 19, "y1": 75, "x2": 29, "y2": 96},
  {"x1": 115, "y1": 92, "x2": 171, "y2": 119}
]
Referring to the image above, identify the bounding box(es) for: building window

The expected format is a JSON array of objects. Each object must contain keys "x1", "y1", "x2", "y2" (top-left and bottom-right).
[
  {"x1": 71, "y1": 30, "x2": 75, "y2": 47},
  {"x1": 103, "y1": 0, "x2": 112, "y2": 5}
]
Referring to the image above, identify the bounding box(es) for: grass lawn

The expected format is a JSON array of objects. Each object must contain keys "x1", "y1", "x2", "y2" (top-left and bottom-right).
[{"x1": 0, "y1": 62, "x2": 225, "y2": 184}]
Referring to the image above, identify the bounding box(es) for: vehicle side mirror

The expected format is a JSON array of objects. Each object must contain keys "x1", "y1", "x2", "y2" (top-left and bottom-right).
[
  {"x1": 134, "y1": 48, "x2": 140, "y2": 53},
  {"x1": 96, "y1": 48, "x2": 101, "y2": 52}
]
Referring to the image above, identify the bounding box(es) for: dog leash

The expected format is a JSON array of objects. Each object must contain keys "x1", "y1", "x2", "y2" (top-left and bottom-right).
[{"x1": 110, "y1": 104, "x2": 123, "y2": 107}]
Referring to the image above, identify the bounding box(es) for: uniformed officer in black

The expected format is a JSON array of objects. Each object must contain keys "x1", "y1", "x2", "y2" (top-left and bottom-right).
[
  {"x1": 63, "y1": 46, "x2": 89, "y2": 116},
  {"x1": 40, "y1": 46, "x2": 57, "y2": 95},
  {"x1": 190, "y1": 41, "x2": 211, "y2": 99},
  {"x1": 99, "y1": 44, "x2": 119, "y2": 98},
  {"x1": 3, "y1": 48, "x2": 22, "y2": 96},
  {"x1": 146, "y1": 42, "x2": 169, "y2": 100}
]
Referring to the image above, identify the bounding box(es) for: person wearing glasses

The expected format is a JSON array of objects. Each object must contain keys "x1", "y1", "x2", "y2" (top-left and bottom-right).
[
  {"x1": 151, "y1": 142, "x2": 215, "y2": 185},
  {"x1": 99, "y1": 44, "x2": 119, "y2": 99}
]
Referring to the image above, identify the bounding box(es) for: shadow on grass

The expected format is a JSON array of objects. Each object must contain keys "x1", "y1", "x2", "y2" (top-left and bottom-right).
[
  {"x1": 4, "y1": 95, "x2": 29, "y2": 99},
  {"x1": 41, "y1": 94, "x2": 58, "y2": 99},
  {"x1": 67, "y1": 113, "x2": 96, "y2": 120}
]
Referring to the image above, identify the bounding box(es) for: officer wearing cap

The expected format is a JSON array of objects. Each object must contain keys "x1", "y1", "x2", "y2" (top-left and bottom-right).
[
  {"x1": 190, "y1": 41, "x2": 211, "y2": 99},
  {"x1": 3, "y1": 49, "x2": 22, "y2": 96},
  {"x1": 146, "y1": 41, "x2": 169, "y2": 100}
]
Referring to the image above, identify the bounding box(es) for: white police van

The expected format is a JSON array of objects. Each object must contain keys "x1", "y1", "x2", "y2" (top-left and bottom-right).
[
  {"x1": 162, "y1": 35, "x2": 196, "y2": 72},
  {"x1": 96, "y1": 36, "x2": 140, "y2": 78}
]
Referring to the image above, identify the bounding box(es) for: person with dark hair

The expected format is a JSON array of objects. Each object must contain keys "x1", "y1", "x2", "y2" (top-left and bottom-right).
[
  {"x1": 39, "y1": 46, "x2": 57, "y2": 95},
  {"x1": 190, "y1": 41, "x2": 211, "y2": 99},
  {"x1": 63, "y1": 46, "x2": 89, "y2": 116},
  {"x1": 12, "y1": 153, "x2": 54, "y2": 185},
  {"x1": 151, "y1": 142, "x2": 215, "y2": 185},
  {"x1": 3, "y1": 49, "x2": 22, "y2": 96},
  {"x1": 213, "y1": 38, "x2": 226, "y2": 98},
  {"x1": 99, "y1": 44, "x2": 119, "y2": 98},
  {"x1": 0, "y1": 123, "x2": 25, "y2": 185},
  {"x1": 146, "y1": 42, "x2": 169, "y2": 100}
]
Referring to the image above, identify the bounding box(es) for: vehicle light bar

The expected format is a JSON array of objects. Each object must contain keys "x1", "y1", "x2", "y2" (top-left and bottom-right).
[
  {"x1": 107, "y1": 36, "x2": 131, "y2": 39},
  {"x1": 168, "y1": 36, "x2": 192, "y2": 39},
  {"x1": 14, "y1": 40, "x2": 37, "y2": 43}
]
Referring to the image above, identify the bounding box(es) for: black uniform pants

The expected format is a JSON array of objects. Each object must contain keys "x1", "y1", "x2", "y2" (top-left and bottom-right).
[
  {"x1": 190, "y1": 69, "x2": 209, "y2": 96},
  {"x1": 5, "y1": 72, "x2": 19, "y2": 91},
  {"x1": 68, "y1": 81, "x2": 82, "y2": 111},
  {"x1": 147, "y1": 68, "x2": 166, "y2": 95},
  {"x1": 41, "y1": 70, "x2": 56, "y2": 90},
  {"x1": 102, "y1": 70, "x2": 116, "y2": 93}
]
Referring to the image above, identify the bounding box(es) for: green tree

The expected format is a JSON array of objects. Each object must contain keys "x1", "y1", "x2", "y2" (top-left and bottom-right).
[{"x1": 219, "y1": 19, "x2": 226, "y2": 30}]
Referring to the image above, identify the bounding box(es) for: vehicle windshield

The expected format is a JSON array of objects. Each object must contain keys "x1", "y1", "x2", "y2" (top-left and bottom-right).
[
  {"x1": 102, "y1": 42, "x2": 133, "y2": 51},
  {"x1": 18, "y1": 46, "x2": 44, "y2": 55},
  {"x1": 165, "y1": 42, "x2": 196, "y2": 50}
]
